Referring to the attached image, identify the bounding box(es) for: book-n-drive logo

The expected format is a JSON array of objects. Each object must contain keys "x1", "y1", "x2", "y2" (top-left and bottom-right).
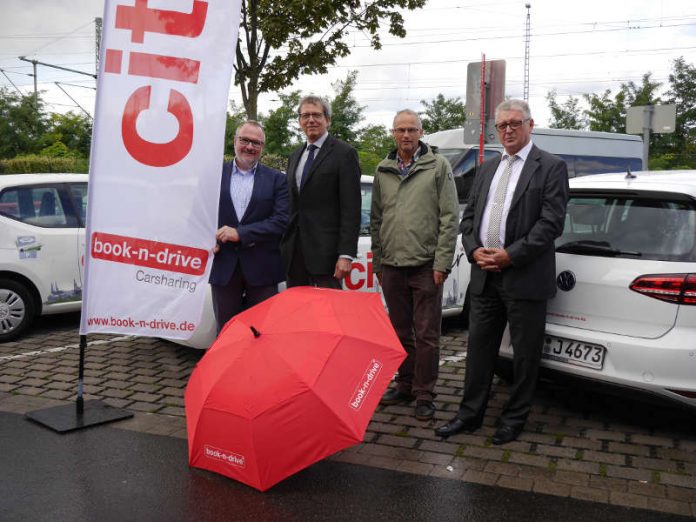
[
  {"x1": 350, "y1": 359, "x2": 382, "y2": 410},
  {"x1": 204, "y1": 445, "x2": 246, "y2": 468}
]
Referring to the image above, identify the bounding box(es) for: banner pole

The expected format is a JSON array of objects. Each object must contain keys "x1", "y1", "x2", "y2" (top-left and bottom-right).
[{"x1": 76, "y1": 335, "x2": 86, "y2": 415}]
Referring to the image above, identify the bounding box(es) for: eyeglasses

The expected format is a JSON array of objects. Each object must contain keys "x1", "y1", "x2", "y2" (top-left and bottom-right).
[
  {"x1": 495, "y1": 119, "x2": 530, "y2": 132},
  {"x1": 237, "y1": 136, "x2": 264, "y2": 148},
  {"x1": 392, "y1": 127, "x2": 421, "y2": 135},
  {"x1": 299, "y1": 112, "x2": 325, "y2": 121}
]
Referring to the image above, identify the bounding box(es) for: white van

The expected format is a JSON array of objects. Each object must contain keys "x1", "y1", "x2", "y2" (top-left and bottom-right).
[{"x1": 425, "y1": 127, "x2": 643, "y2": 203}]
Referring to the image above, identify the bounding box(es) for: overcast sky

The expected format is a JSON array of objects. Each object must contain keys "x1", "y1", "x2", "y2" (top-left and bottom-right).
[{"x1": 1, "y1": 0, "x2": 695, "y2": 129}]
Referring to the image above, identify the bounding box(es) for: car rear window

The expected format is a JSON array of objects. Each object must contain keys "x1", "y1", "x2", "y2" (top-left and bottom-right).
[{"x1": 557, "y1": 192, "x2": 696, "y2": 262}]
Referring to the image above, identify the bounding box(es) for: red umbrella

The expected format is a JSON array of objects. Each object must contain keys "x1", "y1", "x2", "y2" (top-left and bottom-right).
[{"x1": 185, "y1": 287, "x2": 405, "y2": 491}]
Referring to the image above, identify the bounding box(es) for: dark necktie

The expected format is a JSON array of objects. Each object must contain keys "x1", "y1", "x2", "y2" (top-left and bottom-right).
[{"x1": 300, "y1": 144, "x2": 317, "y2": 188}]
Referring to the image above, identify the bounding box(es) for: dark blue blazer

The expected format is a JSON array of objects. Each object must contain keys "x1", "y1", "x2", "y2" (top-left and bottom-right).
[{"x1": 209, "y1": 161, "x2": 289, "y2": 287}]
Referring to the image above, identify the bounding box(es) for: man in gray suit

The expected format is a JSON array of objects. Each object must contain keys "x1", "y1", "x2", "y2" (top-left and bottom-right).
[{"x1": 435, "y1": 99, "x2": 569, "y2": 444}]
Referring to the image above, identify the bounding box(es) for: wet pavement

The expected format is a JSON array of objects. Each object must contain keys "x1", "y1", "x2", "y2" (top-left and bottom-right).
[
  {"x1": 2, "y1": 411, "x2": 691, "y2": 522},
  {"x1": 1, "y1": 312, "x2": 695, "y2": 520}
]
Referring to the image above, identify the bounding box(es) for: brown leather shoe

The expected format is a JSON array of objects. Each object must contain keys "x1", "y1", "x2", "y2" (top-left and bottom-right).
[{"x1": 415, "y1": 400, "x2": 435, "y2": 421}]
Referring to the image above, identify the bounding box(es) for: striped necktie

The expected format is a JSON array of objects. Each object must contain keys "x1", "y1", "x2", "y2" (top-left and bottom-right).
[{"x1": 486, "y1": 155, "x2": 518, "y2": 249}]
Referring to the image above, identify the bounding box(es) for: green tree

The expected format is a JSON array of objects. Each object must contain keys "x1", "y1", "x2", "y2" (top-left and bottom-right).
[
  {"x1": 546, "y1": 90, "x2": 585, "y2": 130},
  {"x1": 43, "y1": 111, "x2": 93, "y2": 158},
  {"x1": 663, "y1": 57, "x2": 696, "y2": 167},
  {"x1": 235, "y1": 0, "x2": 426, "y2": 119},
  {"x1": 0, "y1": 88, "x2": 49, "y2": 159},
  {"x1": 223, "y1": 101, "x2": 249, "y2": 157},
  {"x1": 263, "y1": 90, "x2": 302, "y2": 157},
  {"x1": 355, "y1": 124, "x2": 393, "y2": 175},
  {"x1": 329, "y1": 71, "x2": 364, "y2": 143},
  {"x1": 419, "y1": 94, "x2": 467, "y2": 134}
]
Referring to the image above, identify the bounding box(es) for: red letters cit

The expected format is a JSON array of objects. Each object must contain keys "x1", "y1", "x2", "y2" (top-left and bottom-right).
[{"x1": 121, "y1": 85, "x2": 193, "y2": 167}]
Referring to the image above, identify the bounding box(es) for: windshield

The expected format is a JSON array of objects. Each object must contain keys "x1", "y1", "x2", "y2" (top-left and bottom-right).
[
  {"x1": 360, "y1": 182, "x2": 372, "y2": 235},
  {"x1": 556, "y1": 193, "x2": 696, "y2": 262}
]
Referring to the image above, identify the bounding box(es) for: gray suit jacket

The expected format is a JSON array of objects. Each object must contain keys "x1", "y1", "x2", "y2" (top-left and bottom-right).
[{"x1": 460, "y1": 144, "x2": 569, "y2": 300}]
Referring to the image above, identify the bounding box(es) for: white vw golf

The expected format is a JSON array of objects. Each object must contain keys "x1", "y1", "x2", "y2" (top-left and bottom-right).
[{"x1": 497, "y1": 170, "x2": 696, "y2": 410}]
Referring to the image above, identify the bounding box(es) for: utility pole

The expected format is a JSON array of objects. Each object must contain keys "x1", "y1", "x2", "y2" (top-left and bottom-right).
[
  {"x1": 523, "y1": 3, "x2": 531, "y2": 102},
  {"x1": 95, "y1": 17, "x2": 102, "y2": 76}
]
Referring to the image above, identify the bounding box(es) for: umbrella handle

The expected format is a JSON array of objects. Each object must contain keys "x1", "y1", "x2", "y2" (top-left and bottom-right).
[{"x1": 250, "y1": 326, "x2": 261, "y2": 338}]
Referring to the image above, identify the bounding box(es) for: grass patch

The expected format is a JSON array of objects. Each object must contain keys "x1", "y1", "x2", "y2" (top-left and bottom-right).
[
  {"x1": 598, "y1": 463, "x2": 608, "y2": 477},
  {"x1": 553, "y1": 432, "x2": 565, "y2": 444},
  {"x1": 394, "y1": 429, "x2": 410, "y2": 437},
  {"x1": 501, "y1": 450, "x2": 511, "y2": 463},
  {"x1": 574, "y1": 449, "x2": 584, "y2": 460},
  {"x1": 455, "y1": 445, "x2": 466, "y2": 458},
  {"x1": 547, "y1": 461, "x2": 557, "y2": 472},
  {"x1": 651, "y1": 470, "x2": 661, "y2": 484}
]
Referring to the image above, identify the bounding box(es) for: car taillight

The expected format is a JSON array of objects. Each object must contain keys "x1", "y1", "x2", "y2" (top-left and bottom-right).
[{"x1": 629, "y1": 274, "x2": 696, "y2": 305}]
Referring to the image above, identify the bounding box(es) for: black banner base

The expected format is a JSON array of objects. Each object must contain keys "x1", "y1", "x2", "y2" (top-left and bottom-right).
[{"x1": 26, "y1": 400, "x2": 133, "y2": 433}]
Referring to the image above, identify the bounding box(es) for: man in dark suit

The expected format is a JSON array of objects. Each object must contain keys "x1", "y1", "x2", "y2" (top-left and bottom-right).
[
  {"x1": 281, "y1": 95, "x2": 361, "y2": 289},
  {"x1": 435, "y1": 99, "x2": 569, "y2": 444},
  {"x1": 209, "y1": 121, "x2": 288, "y2": 332}
]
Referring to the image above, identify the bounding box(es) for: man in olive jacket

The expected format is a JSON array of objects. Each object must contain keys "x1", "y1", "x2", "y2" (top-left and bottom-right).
[{"x1": 370, "y1": 109, "x2": 459, "y2": 421}]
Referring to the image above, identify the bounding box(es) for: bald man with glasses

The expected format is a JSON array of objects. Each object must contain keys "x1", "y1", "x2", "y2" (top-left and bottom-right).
[{"x1": 209, "y1": 121, "x2": 289, "y2": 332}]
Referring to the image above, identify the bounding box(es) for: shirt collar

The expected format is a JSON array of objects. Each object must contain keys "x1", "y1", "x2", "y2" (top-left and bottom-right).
[
  {"x1": 503, "y1": 140, "x2": 533, "y2": 162},
  {"x1": 307, "y1": 132, "x2": 329, "y2": 149},
  {"x1": 232, "y1": 159, "x2": 257, "y2": 176}
]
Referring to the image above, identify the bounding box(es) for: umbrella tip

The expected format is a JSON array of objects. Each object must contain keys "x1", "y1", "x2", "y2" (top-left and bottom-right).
[{"x1": 250, "y1": 326, "x2": 261, "y2": 338}]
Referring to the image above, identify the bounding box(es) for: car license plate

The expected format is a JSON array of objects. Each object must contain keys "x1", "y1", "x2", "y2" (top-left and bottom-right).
[{"x1": 542, "y1": 335, "x2": 605, "y2": 370}]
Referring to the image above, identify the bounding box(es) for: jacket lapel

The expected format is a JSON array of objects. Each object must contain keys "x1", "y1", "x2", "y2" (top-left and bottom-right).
[
  {"x1": 476, "y1": 157, "x2": 500, "y2": 221},
  {"x1": 510, "y1": 145, "x2": 540, "y2": 210},
  {"x1": 302, "y1": 136, "x2": 333, "y2": 188},
  {"x1": 287, "y1": 149, "x2": 301, "y2": 197},
  {"x1": 220, "y1": 162, "x2": 240, "y2": 227}
]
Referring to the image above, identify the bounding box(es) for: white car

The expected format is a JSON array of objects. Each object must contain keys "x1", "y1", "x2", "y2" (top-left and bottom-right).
[
  {"x1": 0, "y1": 174, "x2": 88, "y2": 341},
  {"x1": 179, "y1": 175, "x2": 470, "y2": 349},
  {"x1": 497, "y1": 170, "x2": 696, "y2": 410},
  {"x1": 0, "y1": 174, "x2": 469, "y2": 346}
]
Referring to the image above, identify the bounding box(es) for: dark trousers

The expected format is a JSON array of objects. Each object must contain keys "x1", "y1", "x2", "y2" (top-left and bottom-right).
[
  {"x1": 458, "y1": 272, "x2": 547, "y2": 428},
  {"x1": 286, "y1": 237, "x2": 342, "y2": 289},
  {"x1": 381, "y1": 264, "x2": 443, "y2": 402},
  {"x1": 211, "y1": 265, "x2": 278, "y2": 333}
]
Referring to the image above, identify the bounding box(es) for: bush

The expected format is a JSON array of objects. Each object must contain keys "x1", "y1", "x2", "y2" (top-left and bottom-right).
[{"x1": 0, "y1": 154, "x2": 89, "y2": 174}]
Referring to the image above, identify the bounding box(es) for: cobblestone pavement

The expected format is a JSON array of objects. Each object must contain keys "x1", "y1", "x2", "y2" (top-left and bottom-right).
[{"x1": 1, "y1": 312, "x2": 695, "y2": 518}]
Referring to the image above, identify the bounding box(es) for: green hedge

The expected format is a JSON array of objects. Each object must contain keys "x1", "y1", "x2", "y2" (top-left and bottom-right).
[{"x1": 0, "y1": 155, "x2": 89, "y2": 174}]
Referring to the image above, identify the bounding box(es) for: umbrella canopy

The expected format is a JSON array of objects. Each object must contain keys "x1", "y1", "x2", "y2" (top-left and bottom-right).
[{"x1": 185, "y1": 287, "x2": 405, "y2": 491}]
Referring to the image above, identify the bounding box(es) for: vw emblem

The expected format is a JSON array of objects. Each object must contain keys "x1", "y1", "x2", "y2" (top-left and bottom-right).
[{"x1": 557, "y1": 270, "x2": 576, "y2": 292}]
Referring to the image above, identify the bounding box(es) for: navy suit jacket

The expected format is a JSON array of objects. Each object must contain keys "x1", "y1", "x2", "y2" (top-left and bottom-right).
[
  {"x1": 209, "y1": 161, "x2": 289, "y2": 287},
  {"x1": 460, "y1": 144, "x2": 569, "y2": 300}
]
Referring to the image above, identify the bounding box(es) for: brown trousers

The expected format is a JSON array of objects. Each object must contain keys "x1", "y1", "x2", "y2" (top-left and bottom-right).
[{"x1": 381, "y1": 264, "x2": 443, "y2": 401}]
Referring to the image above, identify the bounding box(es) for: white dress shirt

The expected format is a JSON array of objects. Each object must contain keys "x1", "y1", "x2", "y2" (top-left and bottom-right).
[
  {"x1": 295, "y1": 131, "x2": 329, "y2": 191},
  {"x1": 479, "y1": 140, "x2": 534, "y2": 248}
]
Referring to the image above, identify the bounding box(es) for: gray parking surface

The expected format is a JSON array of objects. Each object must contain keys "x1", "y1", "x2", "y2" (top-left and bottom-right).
[{"x1": 1, "y1": 312, "x2": 695, "y2": 518}]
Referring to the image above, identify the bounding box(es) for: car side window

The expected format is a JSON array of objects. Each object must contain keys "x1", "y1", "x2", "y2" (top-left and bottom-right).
[
  {"x1": 68, "y1": 183, "x2": 88, "y2": 225},
  {"x1": 0, "y1": 185, "x2": 71, "y2": 228}
]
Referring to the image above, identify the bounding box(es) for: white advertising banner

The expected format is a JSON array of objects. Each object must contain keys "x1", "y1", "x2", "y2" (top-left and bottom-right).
[{"x1": 80, "y1": 0, "x2": 241, "y2": 339}]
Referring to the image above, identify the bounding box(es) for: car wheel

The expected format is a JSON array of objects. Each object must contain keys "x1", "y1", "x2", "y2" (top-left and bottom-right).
[{"x1": 0, "y1": 279, "x2": 35, "y2": 342}]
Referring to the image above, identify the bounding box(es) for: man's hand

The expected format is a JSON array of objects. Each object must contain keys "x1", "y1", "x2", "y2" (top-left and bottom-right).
[
  {"x1": 433, "y1": 270, "x2": 447, "y2": 285},
  {"x1": 473, "y1": 247, "x2": 512, "y2": 272},
  {"x1": 334, "y1": 257, "x2": 352, "y2": 280},
  {"x1": 216, "y1": 226, "x2": 240, "y2": 243}
]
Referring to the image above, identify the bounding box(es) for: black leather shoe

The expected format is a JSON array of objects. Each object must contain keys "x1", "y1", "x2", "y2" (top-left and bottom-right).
[
  {"x1": 381, "y1": 388, "x2": 416, "y2": 405},
  {"x1": 415, "y1": 400, "x2": 435, "y2": 421},
  {"x1": 434, "y1": 416, "x2": 482, "y2": 438},
  {"x1": 492, "y1": 424, "x2": 522, "y2": 445}
]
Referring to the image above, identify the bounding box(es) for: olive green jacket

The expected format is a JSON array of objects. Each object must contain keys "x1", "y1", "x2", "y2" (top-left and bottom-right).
[{"x1": 370, "y1": 142, "x2": 459, "y2": 273}]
